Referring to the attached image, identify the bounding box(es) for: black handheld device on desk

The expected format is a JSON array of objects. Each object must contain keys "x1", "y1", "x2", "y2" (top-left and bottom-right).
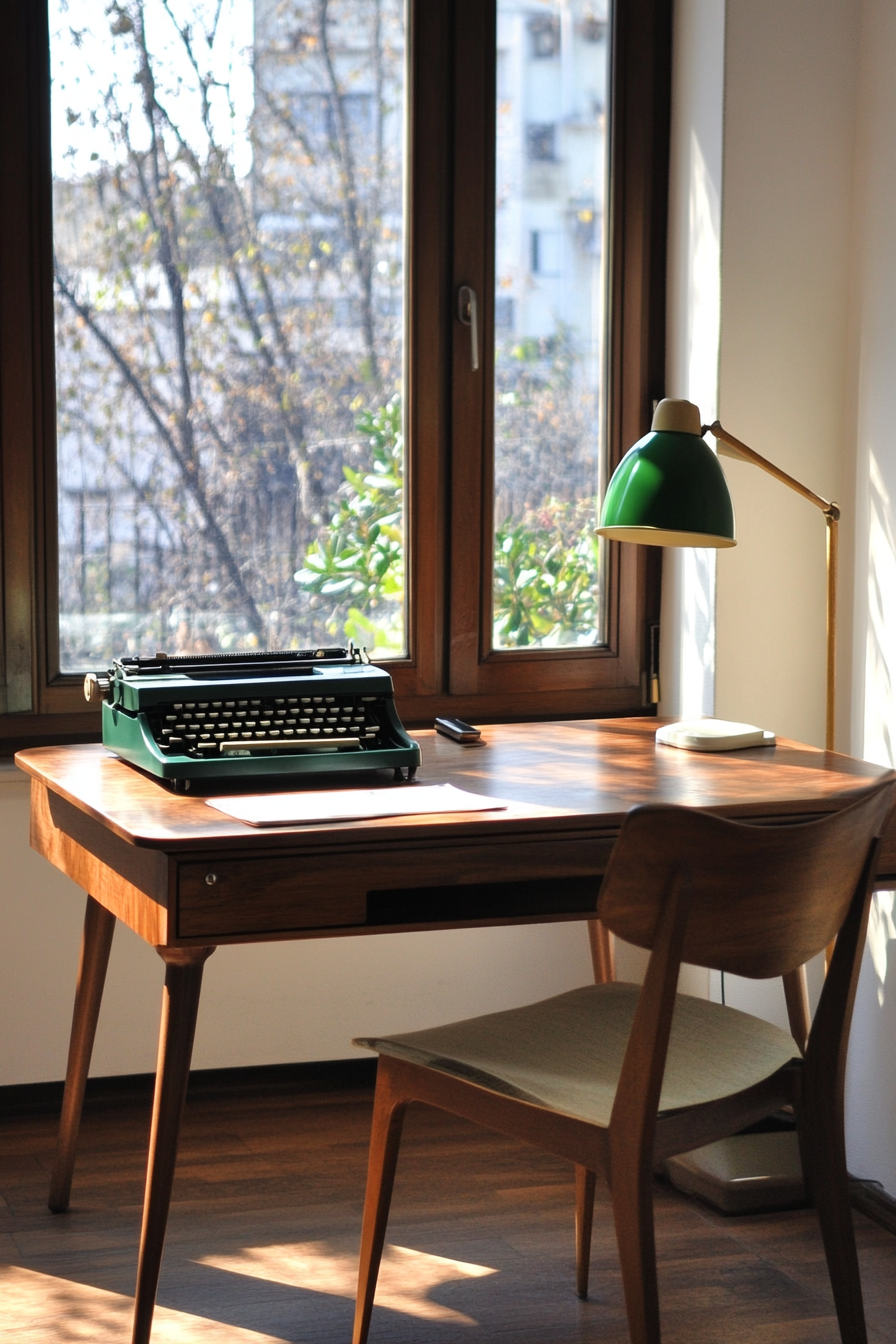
[{"x1": 85, "y1": 645, "x2": 420, "y2": 791}]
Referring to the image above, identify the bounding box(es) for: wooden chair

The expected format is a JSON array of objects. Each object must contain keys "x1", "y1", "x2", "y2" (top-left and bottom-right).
[{"x1": 351, "y1": 778, "x2": 896, "y2": 1344}]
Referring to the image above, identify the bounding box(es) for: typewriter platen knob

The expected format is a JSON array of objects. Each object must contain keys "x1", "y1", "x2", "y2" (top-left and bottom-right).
[{"x1": 83, "y1": 672, "x2": 112, "y2": 704}]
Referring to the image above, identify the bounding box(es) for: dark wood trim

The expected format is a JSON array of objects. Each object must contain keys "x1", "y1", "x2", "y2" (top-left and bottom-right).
[
  {"x1": 850, "y1": 1179, "x2": 896, "y2": 1237},
  {"x1": 0, "y1": 0, "x2": 43, "y2": 718},
  {"x1": 0, "y1": 1056, "x2": 377, "y2": 1118},
  {"x1": 391, "y1": 0, "x2": 453, "y2": 705},
  {"x1": 448, "y1": 0, "x2": 491, "y2": 698}
]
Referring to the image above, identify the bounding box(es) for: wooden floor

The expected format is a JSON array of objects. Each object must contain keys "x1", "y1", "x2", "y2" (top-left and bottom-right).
[{"x1": 1, "y1": 1072, "x2": 896, "y2": 1343}]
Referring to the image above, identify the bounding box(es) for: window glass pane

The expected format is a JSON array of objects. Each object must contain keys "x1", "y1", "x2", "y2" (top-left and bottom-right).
[
  {"x1": 493, "y1": 0, "x2": 609, "y2": 650},
  {"x1": 51, "y1": 0, "x2": 406, "y2": 671}
]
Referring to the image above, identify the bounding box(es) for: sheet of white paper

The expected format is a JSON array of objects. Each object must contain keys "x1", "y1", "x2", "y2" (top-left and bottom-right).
[{"x1": 206, "y1": 783, "x2": 508, "y2": 828}]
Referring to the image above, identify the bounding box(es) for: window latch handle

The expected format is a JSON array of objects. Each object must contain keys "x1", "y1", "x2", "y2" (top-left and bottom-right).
[{"x1": 457, "y1": 284, "x2": 479, "y2": 372}]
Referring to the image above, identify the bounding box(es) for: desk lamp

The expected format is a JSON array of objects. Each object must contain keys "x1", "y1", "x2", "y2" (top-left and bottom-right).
[
  {"x1": 596, "y1": 397, "x2": 840, "y2": 1212},
  {"x1": 597, "y1": 398, "x2": 840, "y2": 752}
]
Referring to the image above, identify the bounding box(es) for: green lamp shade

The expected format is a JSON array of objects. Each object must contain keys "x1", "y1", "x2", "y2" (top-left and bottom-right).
[{"x1": 597, "y1": 429, "x2": 736, "y2": 548}]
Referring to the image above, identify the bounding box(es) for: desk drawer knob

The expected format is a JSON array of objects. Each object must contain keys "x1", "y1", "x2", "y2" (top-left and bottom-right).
[{"x1": 205, "y1": 872, "x2": 218, "y2": 886}]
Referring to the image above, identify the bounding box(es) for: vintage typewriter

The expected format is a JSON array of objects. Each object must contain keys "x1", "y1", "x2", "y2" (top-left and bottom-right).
[{"x1": 85, "y1": 645, "x2": 420, "y2": 791}]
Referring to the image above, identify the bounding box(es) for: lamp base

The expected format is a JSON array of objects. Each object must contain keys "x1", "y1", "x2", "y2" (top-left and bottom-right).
[
  {"x1": 665, "y1": 1130, "x2": 806, "y2": 1215},
  {"x1": 656, "y1": 718, "x2": 776, "y2": 752}
]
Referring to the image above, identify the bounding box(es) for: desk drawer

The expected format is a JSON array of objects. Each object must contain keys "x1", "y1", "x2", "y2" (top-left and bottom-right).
[
  {"x1": 176, "y1": 833, "x2": 607, "y2": 939},
  {"x1": 178, "y1": 857, "x2": 367, "y2": 937}
]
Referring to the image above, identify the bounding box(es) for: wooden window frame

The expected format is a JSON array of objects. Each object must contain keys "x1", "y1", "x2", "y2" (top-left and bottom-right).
[{"x1": 0, "y1": 0, "x2": 670, "y2": 751}]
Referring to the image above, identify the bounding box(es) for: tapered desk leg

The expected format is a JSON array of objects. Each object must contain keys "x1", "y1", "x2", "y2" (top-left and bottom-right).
[
  {"x1": 49, "y1": 895, "x2": 116, "y2": 1212},
  {"x1": 131, "y1": 946, "x2": 214, "y2": 1344}
]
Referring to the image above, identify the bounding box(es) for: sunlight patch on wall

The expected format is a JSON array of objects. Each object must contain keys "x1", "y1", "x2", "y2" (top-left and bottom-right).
[
  {"x1": 661, "y1": 117, "x2": 722, "y2": 721},
  {"x1": 678, "y1": 546, "x2": 716, "y2": 718},
  {"x1": 868, "y1": 890, "x2": 896, "y2": 1007},
  {"x1": 687, "y1": 129, "x2": 722, "y2": 419},
  {"x1": 199, "y1": 1240, "x2": 497, "y2": 1326},
  {"x1": 0, "y1": 1264, "x2": 285, "y2": 1342},
  {"x1": 679, "y1": 130, "x2": 722, "y2": 717},
  {"x1": 863, "y1": 452, "x2": 896, "y2": 766}
]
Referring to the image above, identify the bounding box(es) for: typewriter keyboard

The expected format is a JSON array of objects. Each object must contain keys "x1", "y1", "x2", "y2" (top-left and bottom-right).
[{"x1": 147, "y1": 693, "x2": 388, "y2": 759}]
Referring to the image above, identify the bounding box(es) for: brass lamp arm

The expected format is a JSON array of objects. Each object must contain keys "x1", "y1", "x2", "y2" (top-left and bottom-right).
[
  {"x1": 706, "y1": 421, "x2": 840, "y2": 521},
  {"x1": 703, "y1": 420, "x2": 839, "y2": 757}
]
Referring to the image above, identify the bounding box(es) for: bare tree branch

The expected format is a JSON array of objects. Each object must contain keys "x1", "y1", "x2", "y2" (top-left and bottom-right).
[
  {"x1": 318, "y1": 0, "x2": 378, "y2": 381},
  {"x1": 55, "y1": 263, "x2": 264, "y2": 632}
]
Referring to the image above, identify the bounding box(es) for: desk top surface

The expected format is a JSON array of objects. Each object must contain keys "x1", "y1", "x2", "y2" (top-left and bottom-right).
[{"x1": 15, "y1": 719, "x2": 892, "y2": 859}]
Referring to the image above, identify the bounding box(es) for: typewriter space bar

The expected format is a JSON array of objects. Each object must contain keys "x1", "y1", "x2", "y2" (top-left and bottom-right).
[{"x1": 220, "y1": 737, "x2": 363, "y2": 754}]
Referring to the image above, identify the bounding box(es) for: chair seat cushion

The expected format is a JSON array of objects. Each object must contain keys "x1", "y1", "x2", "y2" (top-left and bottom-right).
[{"x1": 354, "y1": 983, "x2": 799, "y2": 1128}]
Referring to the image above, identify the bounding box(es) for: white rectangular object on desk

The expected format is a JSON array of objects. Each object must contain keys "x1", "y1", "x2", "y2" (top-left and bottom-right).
[
  {"x1": 656, "y1": 718, "x2": 776, "y2": 752},
  {"x1": 207, "y1": 782, "x2": 508, "y2": 827}
]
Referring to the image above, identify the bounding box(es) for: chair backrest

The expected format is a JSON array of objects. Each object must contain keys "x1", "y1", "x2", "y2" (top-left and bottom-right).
[{"x1": 597, "y1": 777, "x2": 896, "y2": 978}]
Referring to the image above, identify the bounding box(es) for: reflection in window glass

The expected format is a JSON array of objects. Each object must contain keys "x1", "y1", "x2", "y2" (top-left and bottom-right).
[
  {"x1": 52, "y1": 0, "x2": 406, "y2": 670},
  {"x1": 493, "y1": 0, "x2": 609, "y2": 650}
]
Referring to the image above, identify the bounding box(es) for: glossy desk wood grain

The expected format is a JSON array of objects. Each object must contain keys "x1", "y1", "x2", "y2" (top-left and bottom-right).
[
  {"x1": 17, "y1": 718, "x2": 896, "y2": 950},
  {"x1": 15, "y1": 719, "x2": 896, "y2": 1344}
]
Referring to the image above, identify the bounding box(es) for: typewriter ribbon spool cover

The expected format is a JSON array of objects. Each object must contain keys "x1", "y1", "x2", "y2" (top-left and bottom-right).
[{"x1": 89, "y1": 646, "x2": 420, "y2": 788}]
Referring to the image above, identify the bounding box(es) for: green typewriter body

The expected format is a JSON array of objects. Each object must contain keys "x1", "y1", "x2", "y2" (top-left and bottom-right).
[{"x1": 89, "y1": 646, "x2": 420, "y2": 790}]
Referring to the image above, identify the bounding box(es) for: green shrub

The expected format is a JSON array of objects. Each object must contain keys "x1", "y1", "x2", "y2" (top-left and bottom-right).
[
  {"x1": 296, "y1": 398, "x2": 601, "y2": 652},
  {"x1": 494, "y1": 500, "x2": 600, "y2": 647},
  {"x1": 294, "y1": 397, "x2": 405, "y2": 653}
]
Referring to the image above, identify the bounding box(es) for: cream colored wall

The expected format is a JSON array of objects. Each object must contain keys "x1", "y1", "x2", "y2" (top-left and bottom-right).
[
  {"x1": 659, "y1": 0, "x2": 725, "y2": 729},
  {"x1": 842, "y1": 0, "x2": 896, "y2": 1198},
  {"x1": 0, "y1": 762, "x2": 593, "y2": 1086},
  {"x1": 657, "y1": 0, "x2": 727, "y2": 1005},
  {"x1": 706, "y1": 0, "x2": 861, "y2": 1034},
  {"x1": 714, "y1": 0, "x2": 860, "y2": 749},
  {"x1": 694, "y1": 0, "x2": 896, "y2": 1194}
]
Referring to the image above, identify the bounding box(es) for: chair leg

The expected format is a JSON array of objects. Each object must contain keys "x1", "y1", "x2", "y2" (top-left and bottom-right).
[
  {"x1": 575, "y1": 1165, "x2": 597, "y2": 1298},
  {"x1": 587, "y1": 918, "x2": 615, "y2": 984},
  {"x1": 798, "y1": 1101, "x2": 867, "y2": 1344},
  {"x1": 353, "y1": 1065, "x2": 409, "y2": 1344},
  {"x1": 783, "y1": 965, "x2": 811, "y2": 1054},
  {"x1": 609, "y1": 1151, "x2": 660, "y2": 1344}
]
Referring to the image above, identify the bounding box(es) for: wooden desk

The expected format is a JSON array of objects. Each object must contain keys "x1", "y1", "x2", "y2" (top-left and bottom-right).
[{"x1": 16, "y1": 719, "x2": 896, "y2": 1344}]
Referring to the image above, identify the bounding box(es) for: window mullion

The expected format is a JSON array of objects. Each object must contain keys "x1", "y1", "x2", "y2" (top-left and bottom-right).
[
  {"x1": 448, "y1": 0, "x2": 494, "y2": 696},
  {"x1": 390, "y1": 0, "x2": 453, "y2": 705}
]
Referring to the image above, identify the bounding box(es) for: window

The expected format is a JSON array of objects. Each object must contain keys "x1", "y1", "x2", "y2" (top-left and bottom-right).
[
  {"x1": 52, "y1": 2, "x2": 405, "y2": 669},
  {"x1": 581, "y1": 15, "x2": 609, "y2": 43},
  {"x1": 528, "y1": 14, "x2": 561, "y2": 59},
  {"x1": 0, "y1": 0, "x2": 671, "y2": 746},
  {"x1": 529, "y1": 229, "x2": 563, "y2": 275},
  {"x1": 525, "y1": 123, "x2": 558, "y2": 163},
  {"x1": 494, "y1": 295, "x2": 515, "y2": 329},
  {"x1": 290, "y1": 92, "x2": 378, "y2": 152}
]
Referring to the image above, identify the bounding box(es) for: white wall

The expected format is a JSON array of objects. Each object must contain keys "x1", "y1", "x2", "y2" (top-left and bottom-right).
[
  {"x1": 657, "y1": 0, "x2": 727, "y2": 1004},
  {"x1": 0, "y1": 762, "x2": 592, "y2": 1086},
  {"x1": 714, "y1": 0, "x2": 860, "y2": 750},
  {"x1": 843, "y1": 0, "x2": 896, "y2": 1197},
  {"x1": 659, "y1": 0, "x2": 725, "y2": 729},
  {"x1": 710, "y1": 0, "x2": 861, "y2": 1034}
]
